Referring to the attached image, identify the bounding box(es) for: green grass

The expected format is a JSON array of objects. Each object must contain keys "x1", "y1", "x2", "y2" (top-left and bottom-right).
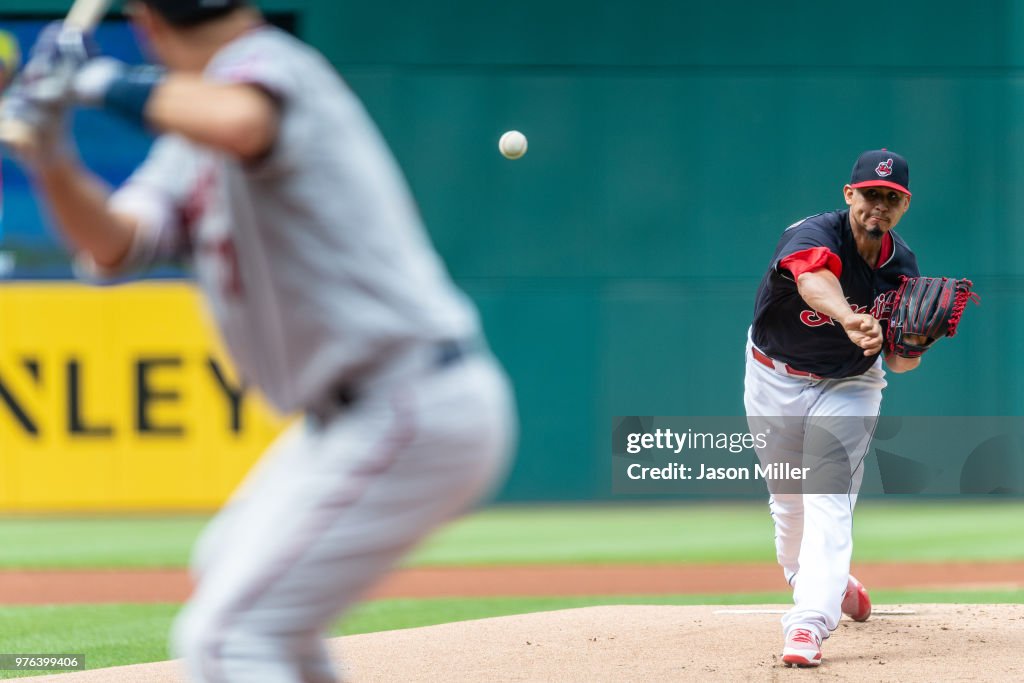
[
  {"x1": 0, "y1": 501, "x2": 1022, "y2": 568},
  {"x1": 410, "y1": 500, "x2": 1024, "y2": 565},
  {"x1": 0, "y1": 603, "x2": 179, "y2": 678},
  {"x1": 0, "y1": 589, "x2": 1020, "y2": 678},
  {"x1": 0, "y1": 517, "x2": 207, "y2": 569}
]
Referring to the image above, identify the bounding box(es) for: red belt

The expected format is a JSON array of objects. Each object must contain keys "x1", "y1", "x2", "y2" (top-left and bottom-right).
[{"x1": 751, "y1": 346, "x2": 823, "y2": 380}]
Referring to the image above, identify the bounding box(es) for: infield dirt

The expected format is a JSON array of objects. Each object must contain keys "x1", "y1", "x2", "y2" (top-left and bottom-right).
[{"x1": 15, "y1": 603, "x2": 1024, "y2": 682}]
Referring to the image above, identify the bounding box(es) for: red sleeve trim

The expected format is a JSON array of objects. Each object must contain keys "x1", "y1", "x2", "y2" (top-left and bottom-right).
[{"x1": 779, "y1": 247, "x2": 842, "y2": 280}]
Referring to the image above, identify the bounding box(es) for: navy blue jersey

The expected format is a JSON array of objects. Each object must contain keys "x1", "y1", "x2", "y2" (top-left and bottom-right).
[{"x1": 751, "y1": 210, "x2": 919, "y2": 378}]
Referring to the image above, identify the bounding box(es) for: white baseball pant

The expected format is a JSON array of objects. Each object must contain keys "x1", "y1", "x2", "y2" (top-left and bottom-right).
[{"x1": 743, "y1": 331, "x2": 885, "y2": 641}]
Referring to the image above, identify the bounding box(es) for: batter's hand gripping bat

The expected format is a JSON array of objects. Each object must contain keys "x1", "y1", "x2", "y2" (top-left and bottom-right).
[{"x1": 0, "y1": 0, "x2": 112, "y2": 151}]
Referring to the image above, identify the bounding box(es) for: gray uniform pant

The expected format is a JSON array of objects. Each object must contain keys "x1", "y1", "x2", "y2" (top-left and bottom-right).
[{"x1": 173, "y1": 353, "x2": 515, "y2": 682}]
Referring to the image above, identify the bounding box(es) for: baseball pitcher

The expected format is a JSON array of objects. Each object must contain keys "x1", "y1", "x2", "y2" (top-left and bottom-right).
[{"x1": 744, "y1": 149, "x2": 976, "y2": 667}]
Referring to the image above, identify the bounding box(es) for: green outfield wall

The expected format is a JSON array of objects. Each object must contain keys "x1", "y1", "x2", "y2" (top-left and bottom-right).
[{"x1": 1, "y1": 1, "x2": 1021, "y2": 502}]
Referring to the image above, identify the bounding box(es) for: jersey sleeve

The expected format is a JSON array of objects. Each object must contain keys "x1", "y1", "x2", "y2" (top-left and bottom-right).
[
  {"x1": 773, "y1": 218, "x2": 844, "y2": 280},
  {"x1": 204, "y1": 29, "x2": 295, "y2": 101},
  {"x1": 204, "y1": 28, "x2": 360, "y2": 178},
  {"x1": 203, "y1": 29, "x2": 310, "y2": 175},
  {"x1": 75, "y1": 136, "x2": 196, "y2": 281},
  {"x1": 779, "y1": 247, "x2": 842, "y2": 279}
]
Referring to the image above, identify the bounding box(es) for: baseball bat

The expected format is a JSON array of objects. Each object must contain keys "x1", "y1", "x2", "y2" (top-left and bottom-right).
[
  {"x1": 0, "y1": 0, "x2": 112, "y2": 150},
  {"x1": 65, "y1": 0, "x2": 113, "y2": 32}
]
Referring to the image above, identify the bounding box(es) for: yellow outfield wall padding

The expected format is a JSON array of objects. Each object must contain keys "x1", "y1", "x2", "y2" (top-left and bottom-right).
[{"x1": 0, "y1": 282, "x2": 291, "y2": 511}]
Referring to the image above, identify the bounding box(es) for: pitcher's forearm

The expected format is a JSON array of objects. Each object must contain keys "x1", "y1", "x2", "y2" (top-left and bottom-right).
[{"x1": 796, "y1": 269, "x2": 856, "y2": 324}]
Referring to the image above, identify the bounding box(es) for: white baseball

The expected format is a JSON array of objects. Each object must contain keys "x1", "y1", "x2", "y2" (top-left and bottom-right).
[{"x1": 499, "y1": 130, "x2": 528, "y2": 160}]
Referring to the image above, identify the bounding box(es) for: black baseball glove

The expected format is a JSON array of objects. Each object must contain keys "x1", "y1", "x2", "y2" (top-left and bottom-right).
[{"x1": 876, "y1": 276, "x2": 979, "y2": 358}]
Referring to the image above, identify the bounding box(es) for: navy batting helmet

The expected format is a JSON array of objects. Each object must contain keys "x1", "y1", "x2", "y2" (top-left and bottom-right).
[{"x1": 133, "y1": 0, "x2": 249, "y2": 27}]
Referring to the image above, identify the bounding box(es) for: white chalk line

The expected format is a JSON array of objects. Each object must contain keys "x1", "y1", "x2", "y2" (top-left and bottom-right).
[{"x1": 713, "y1": 608, "x2": 917, "y2": 616}]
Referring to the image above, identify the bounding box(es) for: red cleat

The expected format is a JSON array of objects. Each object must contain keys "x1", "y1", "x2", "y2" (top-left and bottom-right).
[{"x1": 842, "y1": 574, "x2": 872, "y2": 622}]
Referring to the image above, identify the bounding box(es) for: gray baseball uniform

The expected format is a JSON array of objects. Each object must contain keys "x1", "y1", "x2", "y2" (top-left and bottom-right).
[
  {"x1": 105, "y1": 26, "x2": 480, "y2": 413},
  {"x1": 93, "y1": 26, "x2": 515, "y2": 682}
]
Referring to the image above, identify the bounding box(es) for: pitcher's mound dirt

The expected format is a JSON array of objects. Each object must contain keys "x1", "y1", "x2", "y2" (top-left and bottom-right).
[{"x1": 18, "y1": 603, "x2": 1024, "y2": 682}]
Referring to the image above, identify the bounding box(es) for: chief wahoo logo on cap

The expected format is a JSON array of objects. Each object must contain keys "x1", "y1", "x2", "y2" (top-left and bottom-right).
[{"x1": 875, "y1": 159, "x2": 894, "y2": 177}]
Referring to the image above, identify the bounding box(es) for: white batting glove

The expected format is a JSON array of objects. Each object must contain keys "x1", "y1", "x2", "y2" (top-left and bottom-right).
[
  {"x1": 73, "y1": 57, "x2": 165, "y2": 125},
  {"x1": 0, "y1": 22, "x2": 95, "y2": 168},
  {"x1": 0, "y1": 75, "x2": 75, "y2": 170},
  {"x1": 73, "y1": 56, "x2": 127, "y2": 106},
  {"x1": 18, "y1": 22, "x2": 96, "y2": 106}
]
